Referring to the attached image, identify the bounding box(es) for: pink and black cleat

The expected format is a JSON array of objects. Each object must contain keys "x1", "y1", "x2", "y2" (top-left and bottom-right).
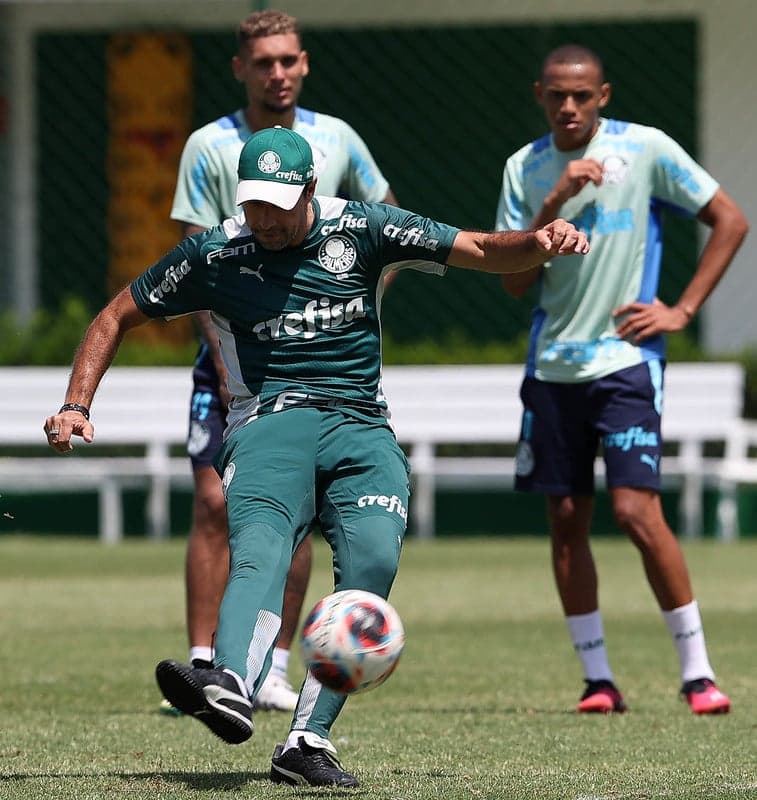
[
  {"x1": 681, "y1": 678, "x2": 731, "y2": 714},
  {"x1": 577, "y1": 679, "x2": 627, "y2": 713}
]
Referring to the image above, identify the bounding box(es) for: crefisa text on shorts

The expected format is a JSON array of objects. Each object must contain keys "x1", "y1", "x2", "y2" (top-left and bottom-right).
[{"x1": 357, "y1": 494, "x2": 408, "y2": 522}]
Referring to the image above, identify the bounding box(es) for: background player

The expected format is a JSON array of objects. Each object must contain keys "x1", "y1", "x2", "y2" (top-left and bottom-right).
[
  {"x1": 495, "y1": 44, "x2": 748, "y2": 714},
  {"x1": 170, "y1": 9, "x2": 398, "y2": 712}
]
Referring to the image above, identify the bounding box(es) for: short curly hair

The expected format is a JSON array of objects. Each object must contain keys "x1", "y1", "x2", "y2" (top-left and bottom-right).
[{"x1": 237, "y1": 9, "x2": 302, "y2": 49}]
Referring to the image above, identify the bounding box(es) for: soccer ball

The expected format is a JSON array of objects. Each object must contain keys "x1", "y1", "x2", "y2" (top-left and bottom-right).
[{"x1": 300, "y1": 589, "x2": 405, "y2": 695}]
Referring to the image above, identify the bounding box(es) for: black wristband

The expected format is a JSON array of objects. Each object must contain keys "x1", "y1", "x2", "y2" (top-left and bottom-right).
[{"x1": 59, "y1": 402, "x2": 90, "y2": 420}]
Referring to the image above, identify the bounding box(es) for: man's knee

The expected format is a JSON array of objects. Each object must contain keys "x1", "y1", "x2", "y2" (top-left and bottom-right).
[
  {"x1": 337, "y1": 520, "x2": 404, "y2": 597},
  {"x1": 611, "y1": 488, "x2": 667, "y2": 547}
]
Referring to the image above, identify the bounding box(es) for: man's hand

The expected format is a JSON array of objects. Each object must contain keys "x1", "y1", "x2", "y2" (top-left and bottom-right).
[
  {"x1": 548, "y1": 159, "x2": 604, "y2": 206},
  {"x1": 529, "y1": 159, "x2": 604, "y2": 230},
  {"x1": 613, "y1": 298, "x2": 690, "y2": 343},
  {"x1": 43, "y1": 410, "x2": 94, "y2": 453},
  {"x1": 534, "y1": 218, "x2": 590, "y2": 256}
]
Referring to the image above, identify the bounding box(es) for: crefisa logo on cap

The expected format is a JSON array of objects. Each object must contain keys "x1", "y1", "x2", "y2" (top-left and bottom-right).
[{"x1": 258, "y1": 150, "x2": 281, "y2": 174}]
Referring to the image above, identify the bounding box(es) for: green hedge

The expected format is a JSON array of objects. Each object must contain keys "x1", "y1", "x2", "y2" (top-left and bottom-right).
[{"x1": 0, "y1": 297, "x2": 197, "y2": 367}]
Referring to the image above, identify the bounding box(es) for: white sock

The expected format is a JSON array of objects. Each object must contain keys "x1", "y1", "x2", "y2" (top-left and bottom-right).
[
  {"x1": 283, "y1": 729, "x2": 335, "y2": 754},
  {"x1": 189, "y1": 645, "x2": 214, "y2": 665},
  {"x1": 270, "y1": 646, "x2": 290, "y2": 679},
  {"x1": 662, "y1": 600, "x2": 715, "y2": 684},
  {"x1": 566, "y1": 610, "x2": 614, "y2": 683}
]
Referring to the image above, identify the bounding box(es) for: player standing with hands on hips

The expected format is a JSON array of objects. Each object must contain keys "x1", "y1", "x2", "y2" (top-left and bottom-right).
[
  {"x1": 171, "y1": 9, "x2": 400, "y2": 713},
  {"x1": 495, "y1": 44, "x2": 748, "y2": 715},
  {"x1": 45, "y1": 126, "x2": 589, "y2": 787}
]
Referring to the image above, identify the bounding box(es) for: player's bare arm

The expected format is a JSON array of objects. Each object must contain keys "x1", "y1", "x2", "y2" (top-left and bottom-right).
[
  {"x1": 500, "y1": 161, "x2": 599, "y2": 297},
  {"x1": 44, "y1": 287, "x2": 150, "y2": 453},
  {"x1": 532, "y1": 158, "x2": 604, "y2": 229},
  {"x1": 450, "y1": 219, "x2": 589, "y2": 274},
  {"x1": 613, "y1": 188, "x2": 748, "y2": 343}
]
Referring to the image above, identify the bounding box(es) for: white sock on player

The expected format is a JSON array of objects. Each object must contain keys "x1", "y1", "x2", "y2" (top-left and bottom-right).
[
  {"x1": 270, "y1": 646, "x2": 290, "y2": 680},
  {"x1": 566, "y1": 610, "x2": 615, "y2": 682},
  {"x1": 189, "y1": 645, "x2": 214, "y2": 665},
  {"x1": 662, "y1": 600, "x2": 715, "y2": 684}
]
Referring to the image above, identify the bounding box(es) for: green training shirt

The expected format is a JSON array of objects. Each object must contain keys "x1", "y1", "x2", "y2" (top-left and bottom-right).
[{"x1": 132, "y1": 197, "x2": 458, "y2": 436}]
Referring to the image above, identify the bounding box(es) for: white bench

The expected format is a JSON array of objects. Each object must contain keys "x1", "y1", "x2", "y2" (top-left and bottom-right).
[
  {"x1": 0, "y1": 362, "x2": 748, "y2": 543},
  {"x1": 0, "y1": 367, "x2": 193, "y2": 543},
  {"x1": 381, "y1": 363, "x2": 747, "y2": 540}
]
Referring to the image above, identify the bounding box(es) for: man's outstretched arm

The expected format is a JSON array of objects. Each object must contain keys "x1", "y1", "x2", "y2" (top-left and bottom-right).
[
  {"x1": 44, "y1": 286, "x2": 151, "y2": 452},
  {"x1": 448, "y1": 219, "x2": 589, "y2": 274}
]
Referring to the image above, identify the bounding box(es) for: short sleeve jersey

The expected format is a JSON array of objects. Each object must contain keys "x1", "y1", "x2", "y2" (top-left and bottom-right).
[
  {"x1": 171, "y1": 107, "x2": 390, "y2": 228},
  {"x1": 132, "y1": 197, "x2": 458, "y2": 436},
  {"x1": 495, "y1": 118, "x2": 719, "y2": 383}
]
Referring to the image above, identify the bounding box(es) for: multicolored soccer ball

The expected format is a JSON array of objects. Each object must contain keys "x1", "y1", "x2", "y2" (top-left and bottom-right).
[{"x1": 300, "y1": 589, "x2": 405, "y2": 695}]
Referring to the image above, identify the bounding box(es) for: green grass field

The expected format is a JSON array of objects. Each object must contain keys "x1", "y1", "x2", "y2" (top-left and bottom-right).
[{"x1": 0, "y1": 534, "x2": 755, "y2": 799}]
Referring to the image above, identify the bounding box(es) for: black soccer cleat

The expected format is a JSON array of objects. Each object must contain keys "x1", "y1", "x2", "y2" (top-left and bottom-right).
[
  {"x1": 270, "y1": 737, "x2": 359, "y2": 788},
  {"x1": 158, "y1": 659, "x2": 215, "y2": 716},
  {"x1": 155, "y1": 658, "x2": 253, "y2": 744}
]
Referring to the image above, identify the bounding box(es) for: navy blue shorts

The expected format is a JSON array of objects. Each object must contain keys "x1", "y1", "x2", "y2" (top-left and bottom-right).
[
  {"x1": 186, "y1": 348, "x2": 223, "y2": 470},
  {"x1": 514, "y1": 361, "x2": 664, "y2": 495},
  {"x1": 186, "y1": 344, "x2": 225, "y2": 469},
  {"x1": 187, "y1": 384, "x2": 224, "y2": 469}
]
